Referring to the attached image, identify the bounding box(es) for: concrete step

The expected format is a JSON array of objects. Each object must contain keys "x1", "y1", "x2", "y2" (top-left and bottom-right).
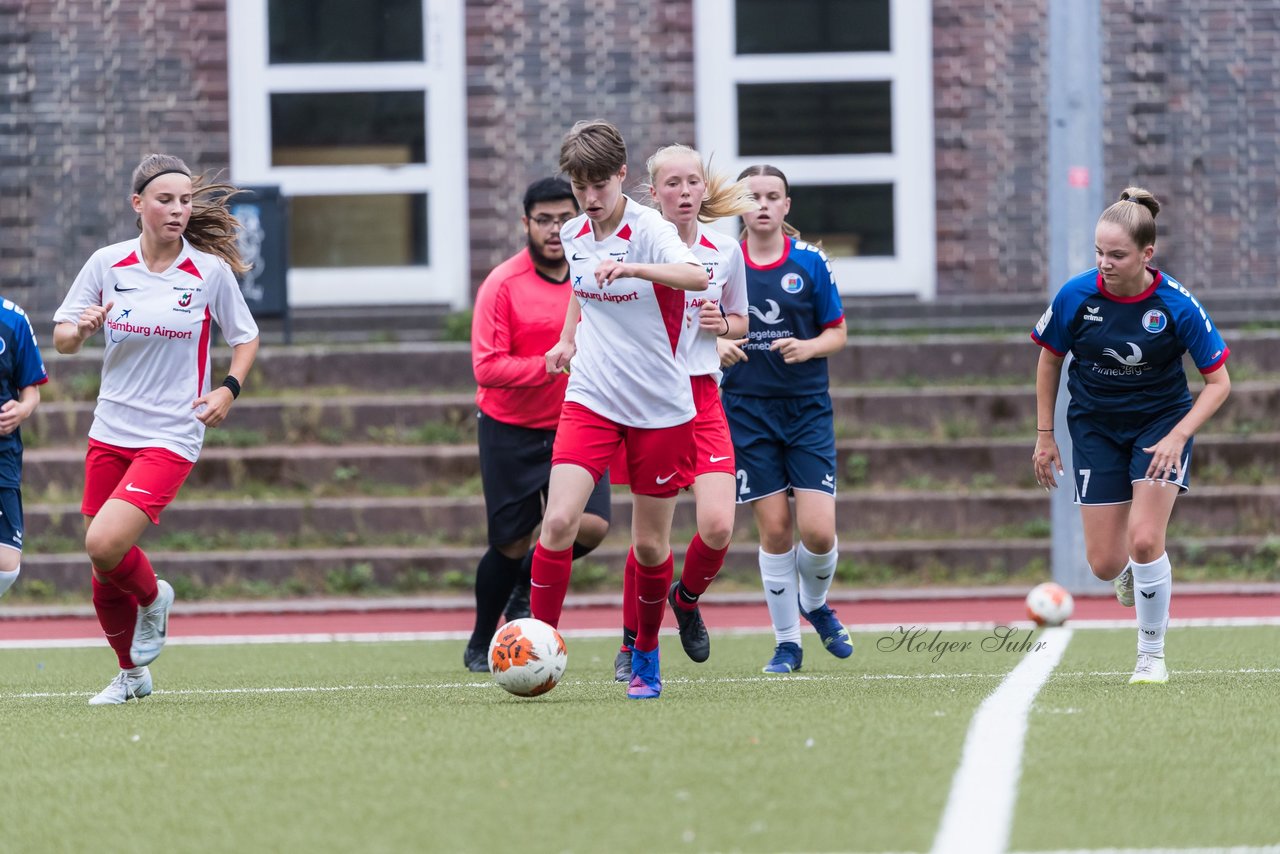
[
  {"x1": 39, "y1": 330, "x2": 1280, "y2": 400},
  {"x1": 26, "y1": 381, "x2": 1280, "y2": 448},
  {"x1": 20, "y1": 536, "x2": 1274, "y2": 595},
  {"x1": 24, "y1": 487, "x2": 1280, "y2": 545},
  {"x1": 23, "y1": 434, "x2": 1280, "y2": 496}
]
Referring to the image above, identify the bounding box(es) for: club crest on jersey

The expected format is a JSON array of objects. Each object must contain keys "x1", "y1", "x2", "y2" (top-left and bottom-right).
[
  {"x1": 178, "y1": 292, "x2": 193, "y2": 308},
  {"x1": 780, "y1": 273, "x2": 804, "y2": 294},
  {"x1": 1142, "y1": 309, "x2": 1167, "y2": 333}
]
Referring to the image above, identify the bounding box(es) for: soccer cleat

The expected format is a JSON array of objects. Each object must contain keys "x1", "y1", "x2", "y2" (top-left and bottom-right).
[
  {"x1": 88, "y1": 667, "x2": 152, "y2": 705},
  {"x1": 1129, "y1": 653, "x2": 1168, "y2": 684},
  {"x1": 799, "y1": 601, "x2": 854, "y2": 658},
  {"x1": 1114, "y1": 566, "x2": 1135, "y2": 608},
  {"x1": 129, "y1": 579, "x2": 174, "y2": 667},
  {"x1": 626, "y1": 647, "x2": 662, "y2": 699},
  {"x1": 503, "y1": 579, "x2": 531, "y2": 623},
  {"x1": 614, "y1": 648, "x2": 632, "y2": 682},
  {"x1": 463, "y1": 645, "x2": 489, "y2": 673},
  {"x1": 667, "y1": 581, "x2": 710, "y2": 663},
  {"x1": 762, "y1": 641, "x2": 803, "y2": 673}
]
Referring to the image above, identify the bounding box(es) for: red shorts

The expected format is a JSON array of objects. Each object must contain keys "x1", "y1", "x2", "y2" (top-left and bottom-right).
[
  {"x1": 610, "y1": 375, "x2": 734, "y2": 484},
  {"x1": 82, "y1": 439, "x2": 194, "y2": 524},
  {"x1": 553, "y1": 402, "x2": 695, "y2": 497}
]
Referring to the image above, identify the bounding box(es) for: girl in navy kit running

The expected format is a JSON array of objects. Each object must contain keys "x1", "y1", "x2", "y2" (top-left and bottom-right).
[
  {"x1": 719, "y1": 164, "x2": 853, "y2": 674},
  {"x1": 1031, "y1": 187, "x2": 1231, "y2": 685},
  {"x1": 54, "y1": 154, "x2": 260, "y2": 705}
]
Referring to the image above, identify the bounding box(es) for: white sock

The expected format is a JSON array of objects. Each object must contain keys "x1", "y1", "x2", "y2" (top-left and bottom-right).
[
  {"x1": 759, "y1": 547, "x2": 800, "y2": 644},
  {"x1": 1131, "y1": 553, "x2": 1172, "y2": 656},
  {"x1": 0, "y1": 566, "x2": 18, "y2": 598},
  {"x1": 796, "y1": 539, "x2": 838, "y2": 613}
]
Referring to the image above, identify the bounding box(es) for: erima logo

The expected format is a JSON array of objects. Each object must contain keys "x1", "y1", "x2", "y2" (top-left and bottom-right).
[
  {"x1": 1141, "y1": 590, "x2": 1156, "y2": 599},
  {"x1": 748, "y1": 299, "x2": 784, "y2": 325},
  {"x1": 768, "y1": 588, "x2": 785, "y2": 596},
  {"x1": 816, "y1": 574, "x2": 831, "y2": 581},
  {"x1": 1103, "y1": 342, "x2": 1146, "y2": 366},
  {"x1": 1083, "y1": 305, "x2": 1103, "y2": 323}
]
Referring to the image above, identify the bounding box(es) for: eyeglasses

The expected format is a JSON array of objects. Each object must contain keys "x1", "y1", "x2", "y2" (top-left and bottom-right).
[{"x1": 531, "y1": 214, "x2": 574, "y2": 229}]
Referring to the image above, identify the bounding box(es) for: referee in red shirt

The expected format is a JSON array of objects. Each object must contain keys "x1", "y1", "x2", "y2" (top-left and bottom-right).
[{"x1": 463, "y1": 178, "x2": 613, "y2": 671}]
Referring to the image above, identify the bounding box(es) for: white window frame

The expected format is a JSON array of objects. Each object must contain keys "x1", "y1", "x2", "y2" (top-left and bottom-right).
[
  {"x1": 694, "y1": 0, "x2": 936, "y2": 299},
  {"x1": 226, "y1": 0, "x2": 469, "y2": 308}
]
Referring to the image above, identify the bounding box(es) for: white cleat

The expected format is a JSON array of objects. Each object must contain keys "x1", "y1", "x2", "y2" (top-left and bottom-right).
[
  {"x1": 1129, "y1": 653, "x2": 1168, "y2": 684},
  {"x1": 130, "y1": 579, "x2": 174, "y2": 666},
  {"x1": 1114, "y1": 566, "x2": 1135, "y2": 607},
  {"x1": 88, "y1": 667, "x2": 153, "y2": 705}
]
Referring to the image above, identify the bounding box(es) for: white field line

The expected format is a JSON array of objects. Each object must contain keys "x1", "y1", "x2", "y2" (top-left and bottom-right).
[
  {"x1": 931, "y1": 626, "x2": 1073, "y2": 854},
  {"x1": 0, "y1": 614, "x2": 1276, "y2": 651}
]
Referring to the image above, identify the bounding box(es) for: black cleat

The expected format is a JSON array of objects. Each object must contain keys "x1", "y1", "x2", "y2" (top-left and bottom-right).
[
  {"x1": 463, "y1": 645, "x2": 490, "y2": 673},
  {"x1": 503, "y1": 579, "x2": 531, "y2": 623},
  {"x1": 668, "y1": 581, "x2": 710, "y2": 663},
  {"x1": 614, "y1": 649, "x2": 632, "y2": 682}
]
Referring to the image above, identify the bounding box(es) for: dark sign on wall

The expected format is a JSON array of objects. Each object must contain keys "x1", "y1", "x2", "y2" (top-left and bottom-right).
[{"x1": 232, "y1": 186, "x2": 291, "y2": 338}]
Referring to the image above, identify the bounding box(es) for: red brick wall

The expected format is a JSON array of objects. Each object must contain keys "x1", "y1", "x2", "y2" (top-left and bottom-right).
[
  {"x1": 1, "y1": 0, "x2": 230, "y2": 316},
  {"x1": 464, "y1": 0, "x2": 695, "y2": 291}
]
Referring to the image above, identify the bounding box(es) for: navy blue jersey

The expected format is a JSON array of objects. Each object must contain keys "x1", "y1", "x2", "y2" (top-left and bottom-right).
[
  {"x1": 1031, "y1": 268, "x2": 1228, "y2": 417},
  {"x1": 720, "y1": 238, "x2": 845, "y2": 398},
  {"x1": 0, "y1": 298, "x2": 50, "y2": 488}
]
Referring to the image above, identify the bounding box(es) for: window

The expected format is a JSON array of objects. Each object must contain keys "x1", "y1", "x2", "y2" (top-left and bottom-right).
[
  {"x1": 696, "y1": 0, "x2": 935, "y2": 297},
  {"x1": 227, "y1": 0, "x2": 467, "y2": 307}
]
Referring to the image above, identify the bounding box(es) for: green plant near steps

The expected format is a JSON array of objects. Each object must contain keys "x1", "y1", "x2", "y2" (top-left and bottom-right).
[
  {"x1": 324, "y1": 562, "x2": 376, "y2": 594},
  {"x1": 439, "y1": 308, "x2": 473, "y2": 342}
]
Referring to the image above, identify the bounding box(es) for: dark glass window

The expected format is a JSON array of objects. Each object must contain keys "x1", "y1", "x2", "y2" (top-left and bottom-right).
[
  {"x1": 269, "y1": 0, "x2": 423, "y2": 63},
  {"x1": 291, "y1": 194, "x2": 428, "y2": 267},
  {"x1": 738, "y1": 82, "x2": 891, "y2": 156},
  {"x1": 271, "y1": 92, "x2": 426, "y2": 166},
  {"x1": 788, "y1": 184, "x2": 894, "y2": 257},
  {"x1": 736, "y1": 0, "x2": 889, "y2": 54}
]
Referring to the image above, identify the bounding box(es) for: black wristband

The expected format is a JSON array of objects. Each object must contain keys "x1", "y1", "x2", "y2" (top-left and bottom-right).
[{"x1": 221, "y1": 375, "x2": 242, "y2": 399}]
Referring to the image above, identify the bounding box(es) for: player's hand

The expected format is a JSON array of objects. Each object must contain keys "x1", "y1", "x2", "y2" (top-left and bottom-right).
[
  {"x1": 770, "y1": 337, "x2": 813, "y2": 364},
  {"x1": 1032, "y1": 433, "x2": 1065, "y2": 490},
  {"x1": 0, "y1": 399, "x2": 31, "y2": 436},
  {"x1": 1142, "y1": 432, "x2": 1189, "y2": 485},
  {"x1": 718, "y1": 337, "x2": 748, "y2": 368},
  {"x1": 193, "y1": 386, "x2": 235, "y2": 428},
  {"x1": 593, "y1": 260, "x2": 632, "y2": 286},
  {"x1": 546, "y1": 340, "x2": 576, "y2": 374},
  {"x1": 77, "y1": 301, "x2": 115, "y2": 340},
  {"x1": 697, "y1": 301, "x2": 728, "y2": 335}
]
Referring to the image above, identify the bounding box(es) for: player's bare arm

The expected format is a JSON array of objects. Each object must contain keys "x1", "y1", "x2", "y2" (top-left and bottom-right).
[
  {"x1": 770, "y1": 320, "x2": 847, "y2": 364},
  {"x1": 0, "y1": 385, "x2": 40, "y2": 437},
  {"x1": 1142, "y1": 364, "x2": 1231, "y2": 482},
  {"x1": 54, "y1": 300, "x2": 115, "y2": 354},
  {"x1": 546, "y1": 297, "x2": 580, "y2": 374},
  {"x1": 1032, "y1": 348, "x2": 1066, "y2": 489},
  {"x1": 595, "y1": 260, "x2": 706, "y2": 291},
  {"x1": 194, "y1": 337, "x2": 259, "y2": 428}
]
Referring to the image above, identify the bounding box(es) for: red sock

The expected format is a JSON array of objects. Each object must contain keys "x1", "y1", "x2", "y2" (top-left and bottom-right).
[
  {"x1": 633, "y1": 552, "x2": 674, "y2": 653},
  {"x1": 100, "y1": 545, "x2": 158, "y2": 607},
  {"x1": 92, "y1": 572, "x2": 137, "y2": 668},
  {"x1": 678, "y1": 533, "x2": 729, "y2": 603},
  {"x1": 621, "y1": 547, "x2": 638, "y2": 650},
  {"x1": 529, "y1": 543, "x2": 573, "y2": 629}
]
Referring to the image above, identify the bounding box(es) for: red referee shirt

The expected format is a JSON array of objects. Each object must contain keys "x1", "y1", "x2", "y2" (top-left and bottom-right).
[{"x1": 471, "y1": 248, "x2": 573, "y2": 430}]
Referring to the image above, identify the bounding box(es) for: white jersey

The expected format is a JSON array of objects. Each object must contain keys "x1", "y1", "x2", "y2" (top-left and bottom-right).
[
  {"x1": 676, "y1": 225, "x2": 748, "y2": 378},
  {"x1": 562, "y1": 196, "x2": 702, "y2": 428},
  {"x1": 53, "y1": 237, "x2": 260, "y2": 462}
]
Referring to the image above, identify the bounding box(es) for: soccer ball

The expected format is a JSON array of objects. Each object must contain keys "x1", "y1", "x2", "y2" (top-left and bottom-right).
[
  {"x1": 1025, "y1": 581, "x2": 1074, "y2": 627},
  {"x1": 488, "y1": 618, "x2": 567, "y2": 697}
]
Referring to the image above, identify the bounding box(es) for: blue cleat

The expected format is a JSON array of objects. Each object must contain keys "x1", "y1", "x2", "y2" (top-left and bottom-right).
[
  {"x1": 762, "y1": 641, "x2": 803, "y2": 673},
  {"x1": 627, "y1": 646, "x2": 662, "y2": 699},
  {"x1": 800, "y1": 601, "x2": 854, "y2": 659}
]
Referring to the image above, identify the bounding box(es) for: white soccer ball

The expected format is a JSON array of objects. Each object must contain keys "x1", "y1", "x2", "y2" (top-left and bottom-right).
[
  {"x1": 488, "y1": 618, "x2": 567, "y2": 697},
  {"x1": 1025, "y1": 581, "x2": 1074, "y2": 627}
]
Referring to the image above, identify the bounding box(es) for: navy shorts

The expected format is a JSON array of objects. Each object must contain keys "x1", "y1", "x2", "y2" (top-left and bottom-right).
[
  {"x1": 0, "y1": 487, "x2": 24, "y2": 553},
  {"x1": 1068, "y1": 404, "x2": 1193, "y2": 505},
  {"x1": 477, "y1": 411, "x2": 612, "y2": 545},
  {"x1": 722, "y1": 391, "x2": 837, "y2": 504}
]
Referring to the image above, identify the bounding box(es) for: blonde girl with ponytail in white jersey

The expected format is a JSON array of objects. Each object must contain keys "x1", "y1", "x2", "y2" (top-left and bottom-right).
[
  {"x1": 610, "y1": 144, "x2": 755, "y2": 680},
  {"x1": 53, "y1": 153, "x2": 260, "y2": 705}
]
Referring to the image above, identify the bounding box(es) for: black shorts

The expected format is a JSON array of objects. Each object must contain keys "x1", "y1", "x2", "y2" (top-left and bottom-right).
[
  {"x1": 0, "y1": 487, "x2": 24, "y2": 554},
  {"x1": 477, "y1": 411, "x2": 612, "y2": 546}
]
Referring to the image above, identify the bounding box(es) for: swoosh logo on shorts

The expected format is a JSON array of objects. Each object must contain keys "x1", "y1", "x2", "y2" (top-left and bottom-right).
[
  {"x1": 124, "y1": 483, "x2": 152, "y2": 495},
  {"x1": 655, "y1": 472, "x2": 677, "y2": 485},
  {"x1": 709, "y1": 455, "x2": 730, "y2": 463}
]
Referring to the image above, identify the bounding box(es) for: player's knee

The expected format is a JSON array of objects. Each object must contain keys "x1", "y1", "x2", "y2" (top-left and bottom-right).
[
  {"x1": 699, "y1": 516, "x2": 734, "y2": 551},
  {"x1": 574, "y1": 514, "x2": 610, "y2": 551},
  {"x1": 1087, "y1": 555, "x2": 1127, "y2": 581},
  {"x1": 632, "y1": 541, "x2": 668, "y2": 566},
  {"x1": 538, "y1": 509, "x2": 580, "y2": 550},
  {"x1": 84, "y1": 530, "x2": 127, "y2": 571},
  {"x1": 0, "y1": 548, "x2": 20, "y2": 574},
  {"x1": 1128, "y1": 530, "x2": 1165, "y2": 564},
  {"x1": 799, "y1": 531, "x2": 836, "y2": 555}
]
